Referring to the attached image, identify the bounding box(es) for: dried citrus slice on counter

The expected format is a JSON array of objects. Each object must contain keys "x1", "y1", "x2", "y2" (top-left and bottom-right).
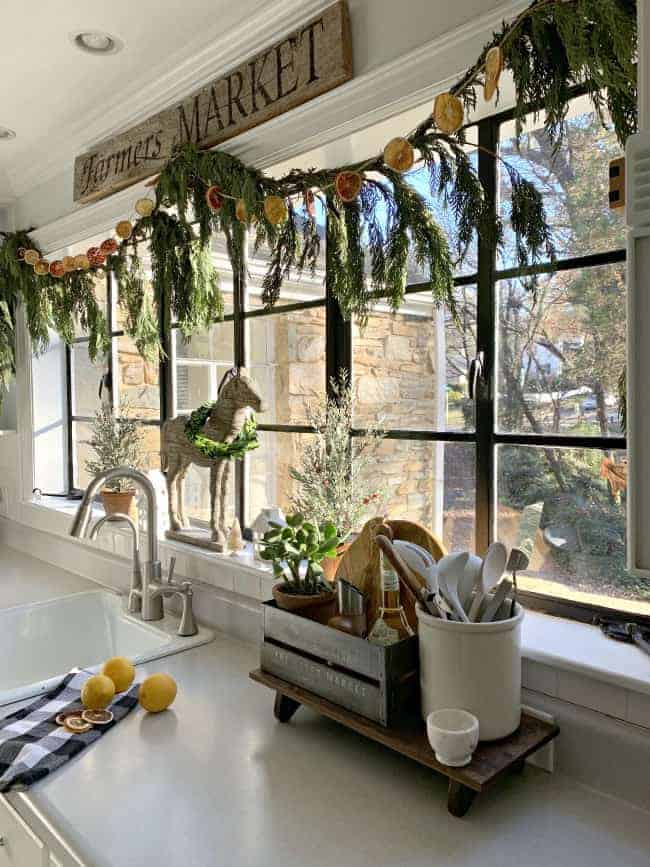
[
  {"x1": 139, "y1": 673, "x2": 177, "y2": 713},
  {"x1": 82, "y1": 709, "x2": 114, "y2": 725},
  {"x1": 64, "y1": 715, "x2": 93, "y2": 734},
  {"x1": 102, "y1": 656, "x2": 135, "y2": 693},
  {"x1": 55, "y1": 711, "x2": 79, "y2": 727},
  {"x1": 81, "y1": 674, "x2": 115, "y2": 710}
]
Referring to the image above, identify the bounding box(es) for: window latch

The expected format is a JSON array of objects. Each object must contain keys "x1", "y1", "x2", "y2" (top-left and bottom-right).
[
  {"x1": 468, "y1": 351, "x2": 485, "y2": 400},
  {"x1": 98, "y1": 371, "x2": 112, "y2": 402}
]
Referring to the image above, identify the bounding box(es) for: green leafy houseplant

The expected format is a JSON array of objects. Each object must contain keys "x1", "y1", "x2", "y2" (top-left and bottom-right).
[
  {"x1": 84, "y1": 405, "x2": 144, "y2": 494},
  {"x1": 259, "y1": 514, "x2": 342, "y2": 596}
]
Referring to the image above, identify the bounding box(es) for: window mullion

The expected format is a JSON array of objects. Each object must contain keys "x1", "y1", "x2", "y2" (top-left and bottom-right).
[
  {"x1": 475, "y1": 117, "x2": 499, "y2": 555},
  {"x1": 234, "y1": 226, "x2": 248, "y2": 527},
  {"x1": 325, "y1": 211, "x2": 352, "y2": 397}
]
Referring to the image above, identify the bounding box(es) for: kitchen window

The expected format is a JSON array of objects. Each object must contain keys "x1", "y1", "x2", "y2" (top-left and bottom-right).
[{"x1": 61, "y1": 94, "x2": 636, "y2": 623}]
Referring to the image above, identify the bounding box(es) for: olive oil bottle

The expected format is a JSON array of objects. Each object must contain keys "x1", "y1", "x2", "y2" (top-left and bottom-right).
[{"x1": 368, "y1": 550, "x2": 414, "y2": 645}]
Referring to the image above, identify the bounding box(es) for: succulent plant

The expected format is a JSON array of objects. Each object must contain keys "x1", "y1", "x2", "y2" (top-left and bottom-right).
[{"x1": 259, "y1": 513, "x2": 341, "y2": 595}]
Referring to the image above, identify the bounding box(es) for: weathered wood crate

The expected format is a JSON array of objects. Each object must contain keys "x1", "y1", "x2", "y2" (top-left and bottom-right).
[{"x1": 260, "y1": 600, "x2": 419, "y2": 727}]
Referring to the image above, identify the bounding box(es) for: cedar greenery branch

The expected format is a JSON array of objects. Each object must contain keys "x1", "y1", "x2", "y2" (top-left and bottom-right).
[{"x1": 0, "y1": 0, "x2": 637, "y2": 405}]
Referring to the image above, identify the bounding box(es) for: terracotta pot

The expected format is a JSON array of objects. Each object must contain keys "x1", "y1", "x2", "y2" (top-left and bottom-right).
[
  {"x1": 100, "y1": 489, "x2": 137, "y2": 519},
  {"x1": 321, "y1": 543, "x2": 351, "y2": 584},
  {"x1": 272, "y1": 584, "x2": 336, "y2": 624}
]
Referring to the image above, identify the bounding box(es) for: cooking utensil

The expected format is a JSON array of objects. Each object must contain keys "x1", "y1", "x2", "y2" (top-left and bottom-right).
[
  {"x1": 329, "y1": 580, "x2": 368, "y2": 638},
  {"x1": 479, "y1": 578, "x2": 513, "y2": 623},
  {"x1": 467, "y1": 542, "x2": 507, "y2": 622},
  {"x1": 375, "y1": 535, "x2": 442, "y2": 618},
  {"x1": 393, "y1": 541, "x2": 448, "y2": 620},
  {"x1": 458, "y1": 554, "x2": 482, "y2": 613},
  {"x1": 337, "y1": 579, "x2": 366, "y2": 616},
  {"x1": 394, "y1": 539, "x2": 436, "y2": 569},
  {"x1": 506, "y1": 547, "x2": 529, "y2": 617},
  {"x1": 437, "y1": 552, "x2": 470, "y2": 622}
]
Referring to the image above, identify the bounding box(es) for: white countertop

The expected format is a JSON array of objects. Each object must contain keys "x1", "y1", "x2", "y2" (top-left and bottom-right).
[{"x1": 2, "y1": 547, "x2": 650, "y2": 867}]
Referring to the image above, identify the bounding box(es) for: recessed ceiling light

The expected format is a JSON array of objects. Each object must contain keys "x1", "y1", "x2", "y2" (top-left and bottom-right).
[
  {"x1": 70, "y1": 31, "x2": 123, "y2": 55},
  {"x1": 0, "y1": 127, "x2": 16, "y2": 141}
]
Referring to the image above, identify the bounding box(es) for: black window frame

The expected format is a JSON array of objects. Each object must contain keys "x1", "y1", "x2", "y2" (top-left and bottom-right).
[{"x1": 64, "y1": 99, "x2": 634, "y2": 626}]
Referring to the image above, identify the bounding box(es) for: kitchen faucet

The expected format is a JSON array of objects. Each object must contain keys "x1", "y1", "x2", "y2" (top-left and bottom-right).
[
  {"x1": 70, "y1": 466, "x2": 197, "y2": 636},
  {"x1": 90, "y1": 512, "x2": 143, "y2": 614}
]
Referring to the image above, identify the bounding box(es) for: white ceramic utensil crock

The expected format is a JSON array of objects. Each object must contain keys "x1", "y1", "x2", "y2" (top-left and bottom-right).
[
  {"x1": 426, "y1": 709, "x2": 479, "y2": 766},
  {"x1": 416, "y1": 601, "x2": 524, "y2": 740}
]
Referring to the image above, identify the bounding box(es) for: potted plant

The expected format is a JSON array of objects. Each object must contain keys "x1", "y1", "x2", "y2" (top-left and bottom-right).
[
  {"x1": 289, "y1": 371, "x2": 386, "y2": 581},
  {"x1": 259, "y1": 514, "x2": 342, "y2": 623},
  {"x1": 84, "y1": 404, "x2": 144, "y2": 517}
]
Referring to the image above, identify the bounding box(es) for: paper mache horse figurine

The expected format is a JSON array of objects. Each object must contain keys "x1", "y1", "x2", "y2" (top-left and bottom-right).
[{"x1": 161, "y1": 367, "x2": 264, "y2": 549}]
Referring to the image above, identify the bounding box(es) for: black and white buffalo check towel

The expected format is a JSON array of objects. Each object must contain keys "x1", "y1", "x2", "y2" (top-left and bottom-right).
[{"x1": 0, "y1": 669, "x2": 139, "y2": 792}]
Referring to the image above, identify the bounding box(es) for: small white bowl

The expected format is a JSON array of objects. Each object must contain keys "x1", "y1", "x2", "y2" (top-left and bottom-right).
[{"x1": 426, "y1": 708, "x2": 479, "y2": 767}]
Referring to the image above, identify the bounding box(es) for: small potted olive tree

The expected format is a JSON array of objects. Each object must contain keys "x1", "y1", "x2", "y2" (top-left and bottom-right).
[
  {"x1": 84, "y1": 404, "x2": 144, "y2": 517},
  {"x1": 259, "y1": 514, "x2": 342, "y2": 623},
  {"x1": 289, "y1": 371, "x2": 385, "y2": 581}
]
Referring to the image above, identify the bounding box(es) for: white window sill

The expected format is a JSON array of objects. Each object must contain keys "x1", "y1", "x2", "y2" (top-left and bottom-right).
[{"x1": 10, "y1": 495, "x2": 650, "y2": 725}]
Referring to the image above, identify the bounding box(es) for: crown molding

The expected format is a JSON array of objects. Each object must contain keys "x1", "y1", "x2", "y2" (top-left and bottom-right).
[
  {"x1": 30, "y1": 0, "x2": 527, "y2": 252},
  {"x1": 6, "y1": 0, "x2": 332, "y2": 198}
]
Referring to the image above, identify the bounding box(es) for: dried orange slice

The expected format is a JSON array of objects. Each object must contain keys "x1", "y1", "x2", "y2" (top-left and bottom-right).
[
  {"x1": 335, "y1": 171, "x2": 363, "y2": 202},
  {"x1": 235, "y1": 199, "x2": 248, "y2": 223},
  {"x1": 49, "y1": 260, "x2": 65, "y2": 278},
  {"x1": 23, "y1": 249, "x2": 40, "y2": 266},
  {"x1": 264, "y1": 195, "x2": 288, "y2": 225},
  {"x1": 115, "y1": 220, "x2": 133, "y2": 240},
  {"x1": 135, "y1": 197, "x2": 155, "y2": 217},
  {"x1": 484, "y1": 46, "x2": 503, "y2": 101},
  {"x1": 82, "y1": 709, "x2": 114, "y2": 726},
  {"x1": 433, "y1": 93, "x2": 465, "y2": 135},
  {"x1": 64, "y1": 715, "x2": 93, "y2": 734},
  {"x1": 205, "y1": 185, "x2": 223, "y2": 212},
  {"x1": 34, "y1": 260, "x2": 50, "y2": 276},
  {"x1": 383, "y1": 137, "x2": 415, "y2": 173},
  {"x1": 100, "y1": 238, "x2": 118, "y2": 256}
]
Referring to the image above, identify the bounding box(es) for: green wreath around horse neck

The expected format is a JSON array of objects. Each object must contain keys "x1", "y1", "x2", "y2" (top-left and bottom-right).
[{"x1": 184, "y1": 402, "x2": 259, "y2": 460}]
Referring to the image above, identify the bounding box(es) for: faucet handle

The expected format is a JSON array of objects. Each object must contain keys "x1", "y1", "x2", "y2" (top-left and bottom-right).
[{"x1": 167, "y1": 556, "x2": 177, "y2": 585}]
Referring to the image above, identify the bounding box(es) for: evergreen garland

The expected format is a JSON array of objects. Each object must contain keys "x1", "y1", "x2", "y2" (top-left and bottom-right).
[{"x1": 0, "y1": 0, "x2": 637, "y2": 406}]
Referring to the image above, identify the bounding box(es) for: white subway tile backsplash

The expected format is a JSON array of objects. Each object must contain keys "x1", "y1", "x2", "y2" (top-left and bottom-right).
[
  {"x1": 524, "y1": 660, "x2": 559, "y2": 696},
  {"x1": 233, "y1": 570, "x2": 263, "y2": 600},
  {"x1": 626, "y1": 691, "x2": 650, "y2": 728},
  {"x1": 557, "y1": 670, "x2": 628, "y2": 718}
]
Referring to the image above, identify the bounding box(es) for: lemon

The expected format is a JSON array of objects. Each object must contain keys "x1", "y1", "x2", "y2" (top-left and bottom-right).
[
  {"x1": 139, "y1": 673, "x2": 177, "y2": 713},
  {"x1": 102, "y1": 657, "x2": 135, "y2": 693},
  {"x1": 81, "y1": 674, "x2": 115, "y2": 710}
]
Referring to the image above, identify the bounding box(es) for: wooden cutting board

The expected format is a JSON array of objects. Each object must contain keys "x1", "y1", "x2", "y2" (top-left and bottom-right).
[{"x1": 335, "y1": 518, "x2": 446, "y2": 630}]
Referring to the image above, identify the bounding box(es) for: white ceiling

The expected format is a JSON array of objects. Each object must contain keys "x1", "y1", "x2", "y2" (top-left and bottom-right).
[{"x1": 0, "y1": 0, "x2": 278, "y2": 202}]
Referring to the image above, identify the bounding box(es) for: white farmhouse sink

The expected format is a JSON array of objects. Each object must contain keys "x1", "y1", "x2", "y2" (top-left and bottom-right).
[{"x1": 1, "y1": 590, "x2": 213, "y2": 706}]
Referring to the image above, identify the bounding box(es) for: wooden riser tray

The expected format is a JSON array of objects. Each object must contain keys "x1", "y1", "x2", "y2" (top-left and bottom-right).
[{"x1": 250, "y1": 668, "x2": 559, "y2": 817}]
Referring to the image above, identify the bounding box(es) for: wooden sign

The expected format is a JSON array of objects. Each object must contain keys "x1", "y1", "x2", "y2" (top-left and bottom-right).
[{"x1": 74, "y1": 1, "x2": 352, "y2": 204}]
